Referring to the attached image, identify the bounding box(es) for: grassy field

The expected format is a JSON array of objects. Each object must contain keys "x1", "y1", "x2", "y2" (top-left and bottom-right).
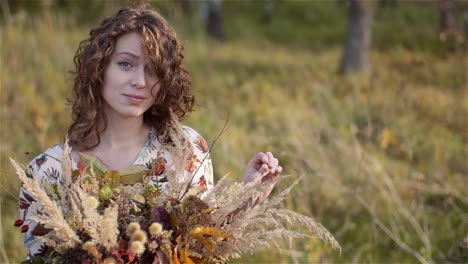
[{"x1": 1, "y1": 1, "x2": 467, "y2": 263}]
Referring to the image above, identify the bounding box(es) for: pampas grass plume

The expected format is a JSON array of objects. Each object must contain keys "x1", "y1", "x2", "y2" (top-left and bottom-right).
[
  {"x1": 149, "y1": 223, "x2": 163, "y2": 236},
  {"x1": 130, "y1": 241, "x2": 145, "y2": 255},
  {"x1": 131, "y1": 230, "x2": 147, "y2": 243}
]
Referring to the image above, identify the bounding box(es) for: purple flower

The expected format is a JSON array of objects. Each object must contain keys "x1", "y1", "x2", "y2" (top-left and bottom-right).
[{"x1": 151, "y1": 207, "x2": 171, "y2": 231}]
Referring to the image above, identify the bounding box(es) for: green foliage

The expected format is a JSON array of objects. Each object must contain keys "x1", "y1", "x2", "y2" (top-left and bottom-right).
[{"x1": 1, "y1": 1, "x2": 467, "y2": 263}]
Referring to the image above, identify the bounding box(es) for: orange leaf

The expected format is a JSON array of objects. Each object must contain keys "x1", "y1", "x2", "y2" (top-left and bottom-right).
[
  {"x1": 173, "y1": 248, "x2": 180, "y2": 264},
  {"x1": 192, "y1": 234, "x2": 216, "y2": 252},
  {"x1": 191, "y1": 227, "x2": 234, "y2": 239},
  {"x1": 182, "y1": 247, "x2": 194, "y2": 264}
]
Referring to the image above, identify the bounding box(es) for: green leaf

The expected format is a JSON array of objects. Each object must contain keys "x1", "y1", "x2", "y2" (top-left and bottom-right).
[
  {"x1": 120, "y1": 171, "x2": 146, "y2": 185},
  {"x1": 119, "y1": 164, "x2": 146, "y2": 175},
  {"x1": 100, "y1": 183, "x2": 113, "y2": 200},
  {"x1": 21, "y1": 256, "x2": 45, "y2": 264},
  {"x1": 144, "y1": 184, "x2": 157, "y2": 192},
  {"x1": 51, "y1": 256, "x2": 63, "y2": 264},
  {"x1": 184, "y1": 186, "x2": 206, "y2": 197},
  {"x1": 79, "y1": 152, "x2": 109, "y2": 175},
  {"x1": 103, "y1": 170, "x2": 120, "y2": 189},
  {"x1": 119, "y1": 165, "x2": 146, "y2": 185},
  {"x1": 51, "y1": 184, "x2": 59, "y2": 197}
]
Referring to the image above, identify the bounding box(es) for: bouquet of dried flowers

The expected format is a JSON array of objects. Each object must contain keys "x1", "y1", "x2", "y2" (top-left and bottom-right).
[{"x1": 11, "y1": 124, "x2": 340, "y2": 264}]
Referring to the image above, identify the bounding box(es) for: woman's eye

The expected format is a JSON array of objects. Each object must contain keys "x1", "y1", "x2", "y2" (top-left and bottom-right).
[{"x1": 118, "y1": 61, "x2": 132, "y2": 69}]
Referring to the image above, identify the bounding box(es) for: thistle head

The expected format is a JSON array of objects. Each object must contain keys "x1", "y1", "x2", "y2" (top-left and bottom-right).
[
  {"x1": 149, "y1": 222, "x2": 163, "y2": 236},
  {"x1": 130, "y1": 241, "x2": 145, "y2": 255},
  {"x1": 131, "y1": 230, "x2": 147, "y2": 243}
]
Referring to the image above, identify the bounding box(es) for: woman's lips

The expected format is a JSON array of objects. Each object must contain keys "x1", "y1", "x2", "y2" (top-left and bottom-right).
[{"x1": 124, "y1": 94, "x2": 145, "y2": 104}]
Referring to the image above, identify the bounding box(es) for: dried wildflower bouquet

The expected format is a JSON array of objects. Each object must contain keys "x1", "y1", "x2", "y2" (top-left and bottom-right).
[{"x1": 11, "y1": 128, "x2": 340, "y2": 264}]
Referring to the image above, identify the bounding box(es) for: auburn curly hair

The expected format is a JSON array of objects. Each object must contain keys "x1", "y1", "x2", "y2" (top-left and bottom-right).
[{"x1": 65, "y1": 5, "x2": 193, "y2": 150}]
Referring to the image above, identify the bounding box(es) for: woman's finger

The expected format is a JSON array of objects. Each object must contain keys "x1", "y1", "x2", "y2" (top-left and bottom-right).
[
  {"x1": 273, "y1": 165, "x2": 282, "y2": 176},
  {"x1": 265, "y1": 152, "x2": 274, "y2": 168},
  {"x1": 254, "y1": 152, "x2": 268, "y2": 164},
  {"x1": 270, "y1": 158, "x2": 279, "y2": 172}
]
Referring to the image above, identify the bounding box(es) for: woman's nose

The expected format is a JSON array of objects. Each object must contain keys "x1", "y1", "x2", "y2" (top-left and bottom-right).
[{"x1": 131, "y1": 66, "x2": 147, "y2": 88}]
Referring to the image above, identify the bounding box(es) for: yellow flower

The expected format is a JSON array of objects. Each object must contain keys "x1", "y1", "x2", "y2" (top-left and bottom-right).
[
  {"x1": 86, "y1": 197, "x2": 99, "y2": 209},
  {"x1": 127, "y1": 222, "x2": 140, "y2": 235},
  {"x1": 149, "y1": 222, "x2": 163, "y2": 236},
  {"x1": 131, "y1": 230, "x2": 147, "y2": 243},
  {"x1": 103, "y1": 257, "x2": 116, "y2": 264},
  {"x1": 82, "y1": 240, "x2": 96, "y2": 251},
  {"x1": 130, "y1": 241, "x2": 145, "y2": 255}
]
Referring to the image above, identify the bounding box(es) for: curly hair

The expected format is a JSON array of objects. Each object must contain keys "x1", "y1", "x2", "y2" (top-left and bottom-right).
[{"x1": 65, "y1": 5, "x2": 193, "y2": 150}]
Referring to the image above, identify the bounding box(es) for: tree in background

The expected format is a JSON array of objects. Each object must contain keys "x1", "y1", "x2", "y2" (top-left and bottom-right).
[
  {"x1": 439, "y1": 0, "x2": 457, "y2": 41},
  {"x1": 179, "y1": 0, "x2": 192, "y2": 17},
  {"x1": 262, "y1": 0, "x2": 274, "y2": 23},
  {"x1": 379, "y1": 0, "x2": 398, "y2": 8},
  {"x1": 339, "y1": 0, "x2": 375, "y2": 74},
  {"x1": 199, "y1": 0, "x2": 225, "y2": 40},
  {"x1": 438, "y1": 0, "x2": 465, "y2": 50}
]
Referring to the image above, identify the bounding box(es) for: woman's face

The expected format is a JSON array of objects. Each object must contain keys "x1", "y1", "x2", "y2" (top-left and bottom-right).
[{"x1": 101, "y1": 32, "x2": 160, "y2": 120}]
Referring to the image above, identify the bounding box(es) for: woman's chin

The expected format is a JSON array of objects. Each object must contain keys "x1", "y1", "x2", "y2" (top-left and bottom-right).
[{"x1": 114, "y1": 109, "x2": 146, "y2": 119}]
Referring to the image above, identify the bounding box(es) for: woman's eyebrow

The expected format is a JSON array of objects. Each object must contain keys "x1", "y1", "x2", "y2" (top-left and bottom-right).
[{"x1": 115, "y1": 51, "x2": 140, "y2": 59}]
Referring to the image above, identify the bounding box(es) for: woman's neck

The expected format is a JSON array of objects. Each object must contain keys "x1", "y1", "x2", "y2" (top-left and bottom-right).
[{"x1": 96, "y1": 110, "x2": 150, "y2": 151}]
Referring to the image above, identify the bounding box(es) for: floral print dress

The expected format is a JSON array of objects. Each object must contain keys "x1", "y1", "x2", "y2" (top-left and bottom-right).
[{"x1": 18, "y1": 125, "x2": 214, "y2": 259}]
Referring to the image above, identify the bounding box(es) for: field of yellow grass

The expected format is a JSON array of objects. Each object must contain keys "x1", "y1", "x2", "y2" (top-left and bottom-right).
[{"x1": 1, "y1": 2, "x2": 467, "y2": 263}]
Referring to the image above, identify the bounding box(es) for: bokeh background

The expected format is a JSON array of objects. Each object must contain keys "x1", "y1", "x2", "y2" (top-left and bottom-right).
[{"x1": 1, "y1": 0, "x2": 467, "y2": 263}]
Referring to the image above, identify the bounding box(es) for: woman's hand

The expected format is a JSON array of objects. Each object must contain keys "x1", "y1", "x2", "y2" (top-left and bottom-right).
[{"x1": 243, "y1": 152, "x2": 282, "y2": 204}]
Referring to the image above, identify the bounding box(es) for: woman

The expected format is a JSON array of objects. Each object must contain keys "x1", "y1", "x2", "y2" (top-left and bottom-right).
[{"x1": 18, "y1": 6, "x2": 282, "y2": 259}]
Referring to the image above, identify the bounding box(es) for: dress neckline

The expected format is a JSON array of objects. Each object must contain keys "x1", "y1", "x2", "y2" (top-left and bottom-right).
[{"x1": 58, "y1": 126, "x2": 155, "y2": 170}]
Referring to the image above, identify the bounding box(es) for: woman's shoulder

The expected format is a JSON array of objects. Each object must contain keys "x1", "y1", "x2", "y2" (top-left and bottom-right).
[{"x1": 26, "y1": 143, "x2": 65, "y2": 184}]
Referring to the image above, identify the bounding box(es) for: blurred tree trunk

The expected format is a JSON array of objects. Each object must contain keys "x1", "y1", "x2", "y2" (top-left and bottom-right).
[
  {"x1": 438, "y1": 0, "x2": 457, "y2": 40},
  {"x1": 439, "y1": 0, "x2": 456, "y2": 32},
  {"x1": 199, "y1": 0, "x2": 225, "y2": 40},
  {"x1": 379, "y1": 0, "x2": 397, "y2": 8},
  {"x1": 179, "y1": 0, "x2": 192, "y2": 17},
  {"x1": 262, "y1": 0, "x2": 274, "y2": 23},
  {"x1": 438, "y1": 0, "x2": 465, "y2": 51},
  {"x1": 339, "y1": 0, "x2": 375, "y2": 74}
]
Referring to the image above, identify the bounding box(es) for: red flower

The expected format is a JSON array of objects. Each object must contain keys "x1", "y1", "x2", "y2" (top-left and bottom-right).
[
  {"x1": 198, "y1": 176, "x2": 207, "y2": 187},
  {"x1": 14, "y1": 220, "x2": 24, "y2": 227},
  {"x1": 198, "y1": 137, "x2": 208, "y2": 152},
  {"x1": 151, "y1": 157, "x2": 166, "y2": 176},
  {"x1": 153, "y1": 163, "x2": 165, "y2": 175},
  {"x1": 186, "y1": 160, "x2": 195, "y2": 172},
  {"x1": 24, "y1": 152, "x2": 31, "y2": 155},
  {"x1": 21, "y1": 225, "x2": 29, "y2": 233}
]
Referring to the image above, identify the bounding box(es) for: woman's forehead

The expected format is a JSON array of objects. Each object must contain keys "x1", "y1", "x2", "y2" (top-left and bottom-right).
[{"x1": 114, "y1": 32, "x2": 145, "y2": 58}]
